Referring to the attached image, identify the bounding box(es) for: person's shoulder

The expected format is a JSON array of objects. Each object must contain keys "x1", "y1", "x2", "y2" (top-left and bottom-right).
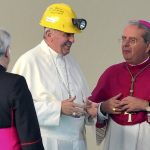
[
  {"x1": 106, "y1": 62, "x2": 124, "y2": 70},
  {"x1": 2, "y1": 73, "x2": 29, "y2": 97},
  {"x1": 0, "y1": 72, "x2": 26, "y2": 89},
  {"x1": 5, "y1": 72, "x2": 25, "y2": 81},
  {"x1": 15, "y1": 43, "x2": 41, "y2": 64},
  {"x1": 103, "y1": 61, "x2": 125, "y2": 75},
  {"x1": 19, "y1": 42, "x2": 42, "y2": 58}
]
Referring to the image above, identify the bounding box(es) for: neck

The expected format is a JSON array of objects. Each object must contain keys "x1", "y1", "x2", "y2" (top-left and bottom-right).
[
  {"x1": 44, "y1": 39, "x2": 61, "y2": 55},
  {"x1": 0, "y1": 58, "x2": 8, "y2": 70},
  {"x1": 128, "y1": 57, "x2": 150, "y2": 66}
]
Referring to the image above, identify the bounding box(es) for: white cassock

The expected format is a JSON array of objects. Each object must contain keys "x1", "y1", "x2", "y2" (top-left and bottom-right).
[
  {"x1": 98, "y1": 111, "x2": 150, "y2": 150},
  {"x1": 12, "y1": 40, "x2": 91, "y2": 150}
]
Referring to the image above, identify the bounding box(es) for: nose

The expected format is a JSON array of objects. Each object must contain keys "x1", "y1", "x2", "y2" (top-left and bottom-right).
[
  {"x1": 122, "y1": 39, "x2": 131, "y2": 47},
  {"x1": 69, "y1": 34, "x2": 75, "y2": 43}
]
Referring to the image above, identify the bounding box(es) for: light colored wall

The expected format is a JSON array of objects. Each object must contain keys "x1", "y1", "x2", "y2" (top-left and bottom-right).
[{"x1": 1, "y1": 0, "x2": 150, "y2": 150}]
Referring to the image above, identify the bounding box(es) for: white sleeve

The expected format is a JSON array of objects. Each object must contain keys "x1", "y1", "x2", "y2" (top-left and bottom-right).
[
  {"x1": 97, "y1": 102, "x2": 108, "y2": 121},
  {"x1": 34, "y1": 97, "x2": 61, "y2": 126},
  {"x1": 12, "y1": 56, "x2": 61, "y2": 127}
]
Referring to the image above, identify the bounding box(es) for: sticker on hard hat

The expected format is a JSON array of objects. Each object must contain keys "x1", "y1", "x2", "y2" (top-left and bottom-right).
[
  {"x1": 49, "y1": 7, "x2": 64, "y2": 14},
  {"x1": 46, "y1": 17, "x2": 57, "y2": 23}
]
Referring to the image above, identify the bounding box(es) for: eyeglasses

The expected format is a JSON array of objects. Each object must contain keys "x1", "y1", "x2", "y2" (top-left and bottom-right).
[{"x1": 119, "y1": 36, "x2": 138, "y2": 46}]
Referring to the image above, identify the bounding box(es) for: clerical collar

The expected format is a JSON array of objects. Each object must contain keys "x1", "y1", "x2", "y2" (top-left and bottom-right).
[
  {"x1": 49, "y1": 47, "x2": 64, "y2": 64},
  {"x1": 41, "y1": 40, "x2": 63, "y2": 59},
  {"x1": 42, "y1": 40, "x2": 64, "y2": 59},
  {"x1": 128, "y1": 57, "x2": 150, "y2": 66}
]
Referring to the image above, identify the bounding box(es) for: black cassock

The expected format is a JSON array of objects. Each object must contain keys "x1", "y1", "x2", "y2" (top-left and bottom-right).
[{"x1": 0, "y1": 65, "x2": 44, "y2": 150}]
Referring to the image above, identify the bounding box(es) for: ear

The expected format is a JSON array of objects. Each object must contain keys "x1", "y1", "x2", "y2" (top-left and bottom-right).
[
  {"x1": 4, "y1": 47, "x2": 10, "y2": 58},
  {"x1": 146, "y1": 42, "x2": 150, "y2": 53},
  {"x1": 45, "y1": 29, "x2": 52, "y2": 37}
]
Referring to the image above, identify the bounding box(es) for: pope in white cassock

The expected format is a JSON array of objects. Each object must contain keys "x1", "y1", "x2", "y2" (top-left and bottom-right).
[{"x1": 12, "y1": 3, "x2": 92, "y2": 150}]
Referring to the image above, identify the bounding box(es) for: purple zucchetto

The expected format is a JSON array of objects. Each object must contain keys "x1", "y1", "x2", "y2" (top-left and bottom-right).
[{"x1": 139, "y1": 20, "x2": 150, "y2": 29}]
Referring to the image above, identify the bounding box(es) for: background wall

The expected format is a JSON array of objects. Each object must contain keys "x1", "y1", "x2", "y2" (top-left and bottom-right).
[{"x1": 1, "y1": 0, "x2": 150, "y2": 150}]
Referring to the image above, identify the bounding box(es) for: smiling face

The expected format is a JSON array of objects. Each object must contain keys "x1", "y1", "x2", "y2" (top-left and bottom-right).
[
  {"x1": 45, "y1": 29, "x2": 75, "y2": 56},
  {"x1": 121, "y1": 25, "x2": 150, "y2": 65}
]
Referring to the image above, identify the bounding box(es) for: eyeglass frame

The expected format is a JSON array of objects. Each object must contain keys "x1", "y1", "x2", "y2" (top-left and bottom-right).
[{"x1": 119, "y1": 36, "x2": 148, "y2": 46}]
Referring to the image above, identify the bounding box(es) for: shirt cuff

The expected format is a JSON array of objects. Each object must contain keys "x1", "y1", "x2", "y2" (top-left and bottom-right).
[{"x1": 97, "y1": 102, "x2": 108, "y2": 121}]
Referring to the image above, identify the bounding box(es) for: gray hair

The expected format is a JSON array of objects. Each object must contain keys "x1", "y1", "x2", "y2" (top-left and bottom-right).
[
  {"x1": 43, "y1": 27, "x2": 56, "y2": 39},
  {"x1": 44, "y1": 27, "x2": 50, "y2": 33},
  {"x1": 0, "y1": 29, "x2": 11, "y2": 56},
  {"x1": 128, "y1": 20, "x2": 150, "y2": 43}
]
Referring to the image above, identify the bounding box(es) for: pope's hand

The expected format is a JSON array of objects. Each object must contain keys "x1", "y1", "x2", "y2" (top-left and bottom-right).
[{"x1": 61, "y1": 96, "x2": 86, "y2": 117}]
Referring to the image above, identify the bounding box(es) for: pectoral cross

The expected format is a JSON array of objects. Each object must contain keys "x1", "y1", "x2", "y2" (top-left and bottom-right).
[
  {"x1": 124, "y1": 112, "x2": 132, "y2": 122},
  {"x1": 123, "y1": 77, "x2": 135, "y2": 122},
  {"x1": 125, "y1": 63, "x2": 150, "y2": 123}
]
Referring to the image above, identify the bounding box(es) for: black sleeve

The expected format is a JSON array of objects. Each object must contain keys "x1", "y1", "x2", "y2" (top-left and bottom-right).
[{"x1": 10, "y1": 76, "x2": 44, "y2": 150}]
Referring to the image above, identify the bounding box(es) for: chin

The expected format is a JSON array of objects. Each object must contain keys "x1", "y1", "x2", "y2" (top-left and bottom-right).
[
  {"x1": 63, "y1": 50, "x2": 70, "y2": 55},
  {"x1": 125, "y1": 59, "x2": 135, "y2": 65},
  {"x1": 64, "y1": 52, "x2": 70, "y2": 56}
]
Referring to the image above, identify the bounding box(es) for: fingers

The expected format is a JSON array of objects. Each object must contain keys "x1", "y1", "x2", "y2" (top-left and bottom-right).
[
  {"x1": 73, "y1": 102, "x2": 87, "y2": 117},
  {"x1": 101, "y1": 95, "x2": 146, "y2": 114},
  {"x1": 84, "y1": 100, "x2": 93, "y2": 109},
  {"x1": 73, "y1": 103, "x2": 85, "y2": 108},
  {"x1": 86, "y1": 106, "x2": 97, "y2": 117},
  {"x1": 67, "y1": 96, "x2": 85, "y2": 108},
  {"x1": 62, "y1": 97, "x2": 87, "y2": 117},
  {"x1": 113, "y1": 93, "x2": 122, "y2": 100},
  {"x1": 63, "y1": 97, "x2": 101, "y2": 117},
  {"x1": 111, "y1": 107, "x2": 122, "y2": 114},
  {"x1": 74, "y1": 107, "x2": 87, "y2": 116},
  {"x1": 67, "y1": 96, "x2": 76, "y2": 102}
]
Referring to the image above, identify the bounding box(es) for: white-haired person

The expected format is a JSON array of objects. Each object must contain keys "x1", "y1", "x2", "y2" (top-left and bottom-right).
[
  {"x1": 0, "y1": 29, "x2": 44, "y2": 150},
  {"x1": 12, "y1": 3, "x2": 92, "y2": 150}
]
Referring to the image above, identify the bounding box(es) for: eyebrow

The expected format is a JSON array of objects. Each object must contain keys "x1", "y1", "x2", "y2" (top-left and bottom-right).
[{"x1": 122, "y1": 36, "x2": 137, "y2": 39}]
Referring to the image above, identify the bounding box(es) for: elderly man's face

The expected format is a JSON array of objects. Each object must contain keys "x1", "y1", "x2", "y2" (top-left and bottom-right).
[
  {"x1": 121, "y1": 25, "x2": 150, "y2": 65},
  {"x1": 47, "y1": 29, "x2": 75, "y2": 56}
]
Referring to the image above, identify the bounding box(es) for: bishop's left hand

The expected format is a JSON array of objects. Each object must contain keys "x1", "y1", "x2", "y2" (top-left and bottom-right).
[{"x1": 119, "y1": 96, "x2": 148, "y2": 113}]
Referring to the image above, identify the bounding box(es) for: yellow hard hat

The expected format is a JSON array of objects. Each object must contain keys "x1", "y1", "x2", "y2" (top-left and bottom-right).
[{"x1": 40, "y1": 3, "x2": 87, "y2": 33}]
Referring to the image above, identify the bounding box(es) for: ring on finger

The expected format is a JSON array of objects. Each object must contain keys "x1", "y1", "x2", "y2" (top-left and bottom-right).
[
  {"x1": 72, "y1": 112, "x2": 76, "y2": 116},
  {"x1": 112, "y1": 107, "x2": 116, "y2": 112}
]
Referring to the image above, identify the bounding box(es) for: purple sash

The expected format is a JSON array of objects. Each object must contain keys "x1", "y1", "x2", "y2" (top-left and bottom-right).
[{"x1": 0, "y1": 110, "x2": 21, "y2": 150}]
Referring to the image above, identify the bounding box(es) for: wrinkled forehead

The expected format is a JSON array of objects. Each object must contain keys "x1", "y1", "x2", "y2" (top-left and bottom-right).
[{"x1": 123, "y1": 25, "x2": 146, "y2": 38}]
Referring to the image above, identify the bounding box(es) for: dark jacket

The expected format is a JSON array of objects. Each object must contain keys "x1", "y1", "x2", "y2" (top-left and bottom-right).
[{"x1": 0, "y1": 65, "x2": 44, "y2": 150}]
